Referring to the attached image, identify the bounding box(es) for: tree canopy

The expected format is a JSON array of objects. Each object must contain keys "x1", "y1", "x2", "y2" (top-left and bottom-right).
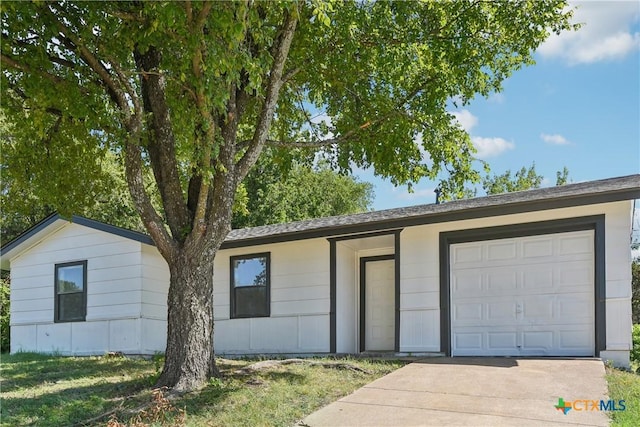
[
  {"x1": 1, "y1": 0, "x2": 575, "y2": 391},
  {"x1": 233, "y1": 153, "x2": 373, "y2": 228},
  {"x1": 482, "y1": 163, "x2": 571, "y2": 195}
]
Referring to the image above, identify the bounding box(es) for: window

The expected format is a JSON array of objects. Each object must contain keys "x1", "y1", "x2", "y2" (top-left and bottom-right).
[
  {"x1": 230, "y1": 253, "x2": 270, "y2": 318},
  {"x1": 54, "y1": 261, "x2": 87, "y2": 322}
]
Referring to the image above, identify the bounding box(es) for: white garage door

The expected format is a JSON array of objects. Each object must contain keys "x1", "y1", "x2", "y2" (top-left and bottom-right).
[{"x1": 450, "y1": 230, "x2": 594, "y2": 356}]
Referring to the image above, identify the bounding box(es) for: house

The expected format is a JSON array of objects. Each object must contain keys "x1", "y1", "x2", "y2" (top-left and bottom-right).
[{"x1": 2, "y1": 174, "x2": 639, "y2": 367}]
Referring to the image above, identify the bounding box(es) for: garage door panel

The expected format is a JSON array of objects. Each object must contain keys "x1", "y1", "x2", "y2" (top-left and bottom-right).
[
  {"x1": 453, "y1": 302, "x2": 483, "y2": 322},
  {"x1": 559, "y1": 329, "x2": 594, "y2": 350},
  {"x1": 522, "y1": 238, "x2": 554, "y2": 258},
  {"x1": 452, "y1": 245, "x2": 483, "y2": 264},
  {"x1": 522, "y1": 297, "x2": 553, "y2": 320},
  {"x1": 488, "y1": 332, "x2": 518, "y2": 350},
  {"x1": 559, "y1": 234, "x2": 593, "y2": 255},
  {"x1": 486, "y1": 241, "x2": 517, "y2": 261},
  {"x1": 451, "y1": 230, "x2": 594, "y2": 357},
  {"x1": 522, "y1": 268, "x2": 553, "y2": 290},
  {"x1": 451, "y1": 272, "x2": 482, "y2": 294},
  {"x1": 486, "y1": 270, "x2": 517, "y2": 291},
  {"x1": 522, "y1": 331, "x2": 553, "y2": 351},
  {"x1": 454, "y1": 332, "x2": 482, "y2": 351},
  {"x1": 487, "y1": 301, "x2": 518, "y2": 322},
  {"x1": 557, "y1": 295, "x2": 593, "y2": 322},
  {"x1": 558, "y1": 262, "x2": 593, "y2": 287}
]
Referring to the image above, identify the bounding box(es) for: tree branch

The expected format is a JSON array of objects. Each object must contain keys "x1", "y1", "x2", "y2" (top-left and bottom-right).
[
  {"x1": 134, "y1": 46, "x2": 191, "y2": 242},
  {"x1": 43, "y1": 4, "x2": 131, "y2": 117},
  {"x1": 123, "y1": 125, "x2": 177, "y2": 260},
  {"x1": 1, "y1": 53, "x2": 65, "y2": 85},
  {"x1": 235, "y1": 7, "x2": 299, "y2": 181}
]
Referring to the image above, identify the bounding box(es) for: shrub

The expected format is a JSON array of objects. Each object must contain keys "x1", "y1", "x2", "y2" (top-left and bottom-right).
[
  {"x1": 0, "y1": 277, "x2": 9, "y2": 353},
  {"x1": 631, "y1": 324, "x2": 640, "y2": 370}
]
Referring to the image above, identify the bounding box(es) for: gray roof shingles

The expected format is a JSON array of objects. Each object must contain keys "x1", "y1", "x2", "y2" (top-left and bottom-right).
[{"x1": 225, "y1": 174, "x2": 640, "y2": 244}]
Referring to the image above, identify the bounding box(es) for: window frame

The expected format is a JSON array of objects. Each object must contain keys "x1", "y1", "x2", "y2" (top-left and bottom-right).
[
  {"x1": 54, "y1": 260, "x2": 88, "y2": 323},
  {"x1": 230, "y1": 252, "x2": 271, "y2": 319}
]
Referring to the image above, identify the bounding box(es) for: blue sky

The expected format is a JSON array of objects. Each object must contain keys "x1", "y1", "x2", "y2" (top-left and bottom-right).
[{"x1": 352, "y1": 1, "x2": 639, "y2": 211}]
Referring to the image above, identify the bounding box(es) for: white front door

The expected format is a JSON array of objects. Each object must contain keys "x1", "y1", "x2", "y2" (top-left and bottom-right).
[
  {"x1": 450, "y1": 230, "x2": 595, "y2": 356},
  {"x1": 364, "y1": 259, "x2": 395, "y2": 351}
]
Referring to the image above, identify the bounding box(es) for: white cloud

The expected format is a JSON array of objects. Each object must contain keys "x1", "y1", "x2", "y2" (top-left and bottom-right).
[
  {"x1": 451, "y1": 109, "x2": 479, "y2": 133},
  {"x1": 450, "y1": 109, "x2": 514, "y2": 159},
  {"x1": 541, "y1": 133, "x2": 571, "y2": 145},
  {"x1": 538, "y1": 1, "x2": 640, "y2": 64},
  {"x1": 472, "y1": 137, "x2": 515, "y2": 159}
]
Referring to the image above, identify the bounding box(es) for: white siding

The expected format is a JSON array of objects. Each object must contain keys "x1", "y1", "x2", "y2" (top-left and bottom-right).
[
  {"x1": 9, "y1": 223, "x2": 146, "y2": 354},
  {"x1": 398, "y1": 200, "x2": 633, "y2": 364},
  {"x1": 141, "y1": 245, "x2": 169, "y2": 320},
  {"x1": 336, "y1": 242, "x2": 357, "y2": 353},
  {"x1": 214, "y1": 238, "x2": 330, "y2": 354},
  {"x1": 139, "y1": 245, "x2": 169, "y2": 353}
]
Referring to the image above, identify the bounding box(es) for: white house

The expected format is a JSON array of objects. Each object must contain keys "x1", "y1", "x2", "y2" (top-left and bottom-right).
[{"x1": 2, "y1": 174, "x2": 639, "y2": 367}]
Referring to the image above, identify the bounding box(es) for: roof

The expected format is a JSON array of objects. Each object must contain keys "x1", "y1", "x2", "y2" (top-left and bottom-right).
[
  {"x1": 0, "y1": 213, "x2": 153, "y2": 270},
  {"x1": 1, "y1": 174, "x2": 639, "y2": 268},
  {"x1": 221, "y1": 174, "x2": 640, "y2": 248}
]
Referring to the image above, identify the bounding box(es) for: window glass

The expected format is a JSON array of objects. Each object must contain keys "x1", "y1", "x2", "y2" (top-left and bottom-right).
[
  {"x1": 231, "y1": 254, "x2": 269, "y2": 318},
  {"x1": 55, "y1": 261, "x2": 86, "y2": 322},
  {"x1": 57, "y1": 265, "x2": 84, "y2": 293},
  {"x1": 58, "y1": 293, "x2": 85, "y2": 321}
]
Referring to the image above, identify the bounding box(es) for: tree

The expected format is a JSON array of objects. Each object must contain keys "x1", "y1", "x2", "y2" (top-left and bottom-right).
[
  {"x1": 233, "y1": 154, "x2": 373, "y2": 228},
  {"x1": 482, "y1": 163, "x2": 571, "y2": 195},
  {"x1": 556, "y1": 166, "x2": 570, "y2": 186},
  {"x1": 483, "y1": 163, "x2": 544, "y2": 195},
  {"x1": 1, "y1": 1, "x2": 574, "y2": 391}
]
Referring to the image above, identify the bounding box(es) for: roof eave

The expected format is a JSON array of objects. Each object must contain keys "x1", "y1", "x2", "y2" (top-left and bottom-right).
[{"x1": 221, "y1": 184, "x2": 640, "y2": 249}]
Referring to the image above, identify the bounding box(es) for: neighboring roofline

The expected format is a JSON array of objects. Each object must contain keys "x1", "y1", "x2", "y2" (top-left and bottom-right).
[
  {"x1": 220, "y1": 174, "x2": 640, "y2": 249},
  {"x1": 0, "y1": 213, "x2": 154, "y2": 265}
]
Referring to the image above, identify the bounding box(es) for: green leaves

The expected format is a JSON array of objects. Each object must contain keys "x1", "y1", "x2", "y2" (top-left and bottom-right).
[
  {"x1": 1, "y1": 0, "x2": 574, "y2": 230},
  {"x1": 232, "y1": 153, "x2": 373, "y2": 229}
]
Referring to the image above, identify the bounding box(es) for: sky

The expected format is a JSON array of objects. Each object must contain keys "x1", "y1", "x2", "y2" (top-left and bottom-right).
[{"x1": 352, "y1": 1, "x2": 640, "y2": 212}]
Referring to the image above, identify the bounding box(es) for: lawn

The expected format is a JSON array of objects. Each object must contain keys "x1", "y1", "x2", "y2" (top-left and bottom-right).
[
  {"x1": 606, "y1": 366, "x2": 640, "y2": 426},
  {"x1": 0, "y1": 353, "x2": 405, "y2": 426}
]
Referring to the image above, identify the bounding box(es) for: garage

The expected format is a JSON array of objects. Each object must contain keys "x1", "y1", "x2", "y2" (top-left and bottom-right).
[{"x1": 448, "y1": 229, "x2": 595, "y2": 357}]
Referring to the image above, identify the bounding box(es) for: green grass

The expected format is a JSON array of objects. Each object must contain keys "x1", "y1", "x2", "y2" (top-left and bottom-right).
[
  {"x1": 0, "y1": 353, "x2": 405, "y2": 426},
  {"x1": 606, "y1": 366, "x2": 640, "y2": 426}
]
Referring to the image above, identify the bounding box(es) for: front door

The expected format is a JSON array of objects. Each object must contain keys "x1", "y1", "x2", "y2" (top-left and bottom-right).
[{"x1": 361, "y1": 258, "x2": 395, "y2": 351}]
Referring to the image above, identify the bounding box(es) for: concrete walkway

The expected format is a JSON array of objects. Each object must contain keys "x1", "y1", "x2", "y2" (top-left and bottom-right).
[{"x1": 301, "y1": 358, "x2": 610, "y2": 426}]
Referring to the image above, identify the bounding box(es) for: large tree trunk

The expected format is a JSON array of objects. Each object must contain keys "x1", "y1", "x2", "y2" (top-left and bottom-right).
[{"x1": 156, "y1": 251, "x2": 218, "y2": 391}]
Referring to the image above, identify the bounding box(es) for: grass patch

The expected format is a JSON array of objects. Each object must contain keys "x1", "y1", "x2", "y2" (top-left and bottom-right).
[
  {"x1": 606, "y1": 366, "x2": 640, "y2": 426},
  {"x1": 1, "y1": 353, "x2": 404, "y2": 426}
]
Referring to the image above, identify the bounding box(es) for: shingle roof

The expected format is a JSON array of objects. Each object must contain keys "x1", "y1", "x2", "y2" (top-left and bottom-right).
[{"x1": 222, "y1": 174, "x2": 640, "y2": 248}]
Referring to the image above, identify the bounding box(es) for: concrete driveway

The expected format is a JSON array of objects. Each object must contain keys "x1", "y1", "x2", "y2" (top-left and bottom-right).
[{"x1": 300, "y1": 358, "x2": 610, "y2": 426}]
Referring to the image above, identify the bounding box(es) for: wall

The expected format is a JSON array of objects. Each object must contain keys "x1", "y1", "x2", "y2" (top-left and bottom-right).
[
  {"x1": 399, "y1": 200, "x2": 633, "y2": 364},
  {"x1": 10, "y1": 223, "x2": 145, "y2": 355},
  {"x1": 140, "y1": 244, "x2": 170, "y2": 353},
  {"x1": 214, "y1": 238, "x2": 330, "y2": 354},
  {"x1": 335, "y1": 242, "x2": 356, "y2": 353}
]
